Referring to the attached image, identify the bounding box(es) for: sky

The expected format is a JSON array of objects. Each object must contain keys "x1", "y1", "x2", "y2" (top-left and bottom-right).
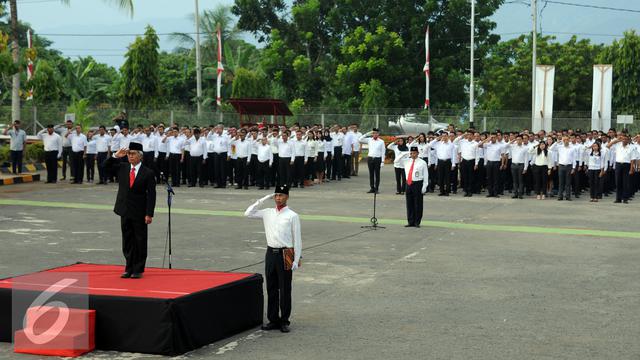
[{"x1": 15, "y1": 0, "x2": 640, "y2": 69}]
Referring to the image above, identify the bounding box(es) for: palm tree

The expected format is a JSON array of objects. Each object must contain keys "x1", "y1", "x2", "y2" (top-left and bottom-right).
[{"x1": 7, "y1": 0, "x2": 133, "y2": 124}]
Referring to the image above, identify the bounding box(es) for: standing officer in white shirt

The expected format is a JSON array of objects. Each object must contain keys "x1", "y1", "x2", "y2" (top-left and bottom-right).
[
  {"x1": 67, "y1": 125, "x2": 88, "y2": 184},
  {"x1": 4, "y1": 120, "x2": 27, "y2": 174},
  {"x1": 359, "y1": 128, "x2": 386, "y2": 193},
  {"x1": 256, "y1": 136, "x2": 274, "y2": 189},
  {"x1": 399, "y1": 147, "x2": 428, "y2": 228},
  {"x1": 351, "y1": 125, "x2": 363, "y2": 176},
  {"x1": 245, "y1": 185, "x2": 302, "y2": 333},
  {"x1": 186, "y1": 128, "x2": 208, "y2": 187},
  {"x1": 37, "y1": 124, "x2": 63, "y2": 183},
  {"x1": 607, "y1": 133, "x2": 638, "y2": 203},
  {"x1": 549, "y1": 136, "x2": 577, "y2": 201},
  {"x1": 506, "y1": 135, "x2": 529, "y2": 199},
  {"x1": 95, "y1": 125, "x2": 111, "y2": 184}
]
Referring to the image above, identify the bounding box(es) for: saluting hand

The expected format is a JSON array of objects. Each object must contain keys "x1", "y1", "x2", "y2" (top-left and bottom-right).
[{"x1": 115, "y1": 148, "x2": 128, "y2": 158}]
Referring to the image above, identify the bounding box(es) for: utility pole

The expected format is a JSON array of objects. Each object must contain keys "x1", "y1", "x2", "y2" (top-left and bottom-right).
[
  {"x1": 531, "y1": 0, "x2": 537, "y2": 130},
  {"x1": 469, "y1": 0, "x2": 475, "y2": 127},
  {"x1": 194, "y1": 0, "x2": 203, "y2": 119}
]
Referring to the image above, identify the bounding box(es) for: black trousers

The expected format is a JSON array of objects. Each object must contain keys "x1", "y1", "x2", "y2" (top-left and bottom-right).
[
  {"x1": 236, "y1": 158, "x2": 248, "y2": 187},
  {"x1": 558, "y1": 164, "x2": 573, "y2": 199},
  {"x1": 71, "y1": 151, "x2": 84, "y2": 183},
  {"x1": 228, "y1": 158, "x2": 237, "y2": 184},
  {"x1": 332, "y1": 147, "x2": 342, "y2": 180},
  {"x1": 271, "y1": 154, "x2": 279, "y2": 186},
  {"x1": 207, "y1": 152, "x2": 216, "y2": 185},
  {"x1": 278, "y1": 157, "x2": 292, "y2": 186},
  {"x1": 588, "y1": 169, "x2": 603, "y2": 199},
  {"x1": 428, "y1": 164, "x2": 437, "y2": 192},
  {"x1": 85, "y1": 153, "x2": 96, "y2": 181},
  {"x1": 181, "y1": 150, "x2": 190, "y2": 184},
  {"x1": 155, "y1": 152, "x2": 167, "y2": 183},
  {"x1": 437, "y1": 159, "x2": 452, "y2": 194},
  {"x1": 474, "y1": 159, "x2": 485, "y2": 193},
  {"x1": 61, "y1": 146, "x2": 72, "y2": 178},
  {"x1": 168, "y1": 153, "x2": 181, "y2": 186},
  {"x1": 45, "y1": 151, "x2": 58, "y2": 183},
  {"x1": 265, "y1": 247, "x2": 293, "y2": 326},
  {"x1": 486, "y1": 161, "x2": 500, "y2": 196},
  {"x1": 121, "y1": 216, "x2": 148, "y2": 274},
  {"x1": 501, "y1": 159, "x2": 512, "y2": 192},
  {"x1": 460, "y1": 159, "x2": 475, "y2": 194},
  {"x1": 293, "y1": 156, "x2": 305, "y2": 185},
  {"x1": 10, "y1": 150, "x2": 23, "y2": 174},
  {"x1": 257, "y1": 160, "x2": 270, "y2": 188},
  {"x1": 142, "y1": 151, "x2": 158, "y2": 181},
  {"x1": 305, "y1": 157, "x2": 315, "y2": 180},
  {"x1": 325, "y1": 152, "x2": 333, "y2": 179},
  {"x1": 367, "y1": 157, "x2": 381, "y2": 191},
  {"x1": 97, "y1": 152, "x2": 108, "y2": 183},
  {"x1": 572, "y1": 162, "x2": 582, "y2": 197},
  {"x1": 531, "y1": 165, "x2": 548, "y2": 195},
  {"x1": 394, "y1": 167, "x2": 406, "y2": 193},
  {"x1": 405, "y1": 180, "x2": 424, "y2": 226},
  {"x1": 249, "y1": 154, "x2": 259, "y2": 185},
  {"x1": 510, "y1": 163, "x2": 524, "y2": 196},
  {"x1": 189, "y1": 155, "x2": 204, "y2": 186},
  {"x1": 214, "y1": 152, "x2": 227, "y2": 187},
  {"x1": 615, "y1": 163, "x2": 631, "y2": 201},
  {"x1": 342, "y1": 154, "x2": 351, "y2": 178}
]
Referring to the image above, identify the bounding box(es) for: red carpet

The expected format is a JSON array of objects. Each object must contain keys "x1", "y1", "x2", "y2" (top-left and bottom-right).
[{"x1": 0, "y1": 263, "x2": 254, "y2": 299}]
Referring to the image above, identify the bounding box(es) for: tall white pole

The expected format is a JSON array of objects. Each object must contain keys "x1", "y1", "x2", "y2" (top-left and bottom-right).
[
  {"x1": 531, "y1": 0, "x2": 537, "y2": 130},
  {"x1": 195, "y1": 0, "x2": 203, "y2": 118},
  {"x1": 470, "y1": 0, "x2": 475, "y2": 127}
]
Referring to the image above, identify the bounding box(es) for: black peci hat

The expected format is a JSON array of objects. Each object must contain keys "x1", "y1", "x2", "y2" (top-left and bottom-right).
[
  {"x1": 274, "y1": 184, "x2": 289, "y2": 195},
  {"x1": 410, "y1": 146, "x2": 419, "y2": 152},
  {"x1": 128, "y1": 142, "x2": 143, "y2": 151}
]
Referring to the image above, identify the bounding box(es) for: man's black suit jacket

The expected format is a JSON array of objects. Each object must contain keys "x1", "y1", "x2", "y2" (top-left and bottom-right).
[{"x1": 105, "y1": 157, "x2": 157, "y2": 219}]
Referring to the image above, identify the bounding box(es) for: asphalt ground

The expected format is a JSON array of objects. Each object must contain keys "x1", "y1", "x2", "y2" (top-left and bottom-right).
[{"x1": 0, "y1": 166, "x2": 639, "y2": 359}]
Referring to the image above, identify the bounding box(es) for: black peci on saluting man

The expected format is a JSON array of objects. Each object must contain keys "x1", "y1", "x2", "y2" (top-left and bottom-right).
[{"x1": 104, "y1": 142, "x2": 157, "y2": 279}]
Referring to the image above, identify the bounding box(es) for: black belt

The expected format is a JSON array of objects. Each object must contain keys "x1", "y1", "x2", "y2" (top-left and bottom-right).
[{"x1": 267, "y1": 246, "x2": 285, "y2": 253}]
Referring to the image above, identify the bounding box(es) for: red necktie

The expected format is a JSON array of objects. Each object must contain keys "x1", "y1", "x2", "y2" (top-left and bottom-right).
[
  {"x1": 129, "y1": 167, "x2": 136, "y2": 188},
  {"x1": 407, "y1": 159, "x2": 415, "y2": 186}
]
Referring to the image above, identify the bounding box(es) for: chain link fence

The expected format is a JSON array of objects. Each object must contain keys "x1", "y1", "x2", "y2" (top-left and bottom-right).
[{"x1": 2, "y1": 104, "x2": 640, "y2": 135}]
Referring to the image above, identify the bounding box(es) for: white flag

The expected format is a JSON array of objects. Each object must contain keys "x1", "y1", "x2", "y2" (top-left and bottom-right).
[{"x1": 216, "y1": 26, "x2": 224, "y2": 107}]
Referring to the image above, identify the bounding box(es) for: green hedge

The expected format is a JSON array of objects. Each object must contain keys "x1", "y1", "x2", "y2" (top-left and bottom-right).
[
  {"x1": 25, "y1": 143, "x2": 45, "y2": 163},
  {"x1": 0, "y1": 144, "x2": 9, "y2": 164}
]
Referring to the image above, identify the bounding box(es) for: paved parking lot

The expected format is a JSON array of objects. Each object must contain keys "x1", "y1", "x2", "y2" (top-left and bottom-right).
[{"x1": 1, "y1": 167, "x2": 639, "y2": 359}]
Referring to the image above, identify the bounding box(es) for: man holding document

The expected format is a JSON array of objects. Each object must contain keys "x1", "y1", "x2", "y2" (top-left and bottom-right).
[{"x1": 245, "y1": 184, "x2": 302, "y2": 333}]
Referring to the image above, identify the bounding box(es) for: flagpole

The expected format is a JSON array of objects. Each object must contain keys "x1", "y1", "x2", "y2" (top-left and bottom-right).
[
  {"x1": 423, "y1": 27, "x2": 430, "y2": 112},
  {"x1": 194, "y1": 0, "x2": 203, "y2": 119},
  {"x1": 216, "y1": 25, "x2": 224, "y2": 111},
  {"x1": 469, "y1": 0, "x2": 475, "y2": 127},
  {"x1": 531, "y1": 0, "x2": 537, "y2": 130}
]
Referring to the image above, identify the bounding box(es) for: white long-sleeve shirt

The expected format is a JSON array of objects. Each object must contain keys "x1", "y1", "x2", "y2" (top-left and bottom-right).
[
  {"x1": 454, "y1": 137, "x2": 478, "y2": 164},
  {"x1": 430, "y1": 140, "x2": 458, "y2": 165},
  {"x1": 507, "y1": 143, "x2": 530, "y2": 168},
  {"x1": 587, "y1": 152, "x2": 607, "y2": 171},
  {"x1": 245, "y1": 195, "x2": 302, "y2": 264},
  {"x1": 69, "y1": 133, "x2": 88, "y2": 152},
  {"x1": 361, "y1": 137, "x2": 386, "y2": 158},
  {"x1": 387, "y1": 143, "x2": 409, "y2": 169},
  {"x1": 483, "y1": 142, "x2": 506, "y2": 162},
  {"x1": 550, "y1": 142, "x2": 577, "y2": 167},
  {"x1": 187, "y1": 136, "x2": 208, "y2": 159},
  {"x1": 257, "y1": 143, "x2": 274, "y2": 166},
  {"x1": 277, "y1": 139, "x2": 294, "y2": 158},
  {"x1": 38, "y1": 131, "x2": 63, "y2": 157},
  {"x1": 399, "y1": 153, "x2": 428, "y2": 193}
]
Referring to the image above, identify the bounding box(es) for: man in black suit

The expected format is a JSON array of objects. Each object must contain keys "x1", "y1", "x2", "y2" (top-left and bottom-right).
[{"x1": 105, "y1": 142, "x2": 157, "y2": 279}]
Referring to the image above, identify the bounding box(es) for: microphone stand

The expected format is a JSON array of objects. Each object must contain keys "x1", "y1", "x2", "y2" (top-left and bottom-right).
[
  {"x1": 162, "y1": 173, "x2": 175, "y2": 269},
  {"x1": 361, "y1": 191, "x2": 385, "y2": 230}
]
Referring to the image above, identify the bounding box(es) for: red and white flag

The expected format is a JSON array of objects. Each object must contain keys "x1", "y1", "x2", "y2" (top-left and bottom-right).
[
  {"x1": 216, "y1": 26, "x2": 224, "y2": 107},
  {"x1": 423, "y1": 26, "x2": 430, "y2": 110},
  {"x1": 27, "y1": 29, "x2": 34, "y2": 100}
]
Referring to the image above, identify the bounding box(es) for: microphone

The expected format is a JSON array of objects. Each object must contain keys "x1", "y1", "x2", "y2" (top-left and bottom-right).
[{"x1": 160, "y1": 172, "x2": 175, "y2": 195}]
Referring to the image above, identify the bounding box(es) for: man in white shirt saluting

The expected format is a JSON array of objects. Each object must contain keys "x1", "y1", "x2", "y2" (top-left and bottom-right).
[
  {"x1": 245, "y1": 185, "x2": 302, "y2": 333},
  {"x1": 398, "y1": 147, "x2": 428, "y2": 228}
]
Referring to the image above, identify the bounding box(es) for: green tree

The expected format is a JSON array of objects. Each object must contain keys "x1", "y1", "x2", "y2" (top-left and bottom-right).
[
  {"x1": 158, "y1": 50, "x2": 196, "y2": 105},
  {"x1": 598, "y1": 31, "x2": 640, "y2": 114},
  {"x1": 231, "y1": 67, "x2": 267, "y2": 98},
  {"x1": 27, "y1": 60, "x2": 60, "y2": 104},
  {"x1": 120, "y1": 25, "x2": 160, "y2": 109}
]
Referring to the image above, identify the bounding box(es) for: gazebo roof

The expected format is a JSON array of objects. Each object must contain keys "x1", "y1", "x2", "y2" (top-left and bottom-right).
[{"x1": 228, "y1": 98, "x2": 293, "y2": 117}]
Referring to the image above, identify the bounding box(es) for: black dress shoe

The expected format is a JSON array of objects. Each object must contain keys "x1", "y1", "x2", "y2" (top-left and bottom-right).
[
  {"x1": 415, "y1": 225, "x2": 421, "y2": 228},
  {"x1": 235, "y1": 186, "x2": 242, "y2": 189},
  {"x1": 130, "y1": 273, "x2": 143, "y2": 279},
  {"x1": 367, "y1": 189, "x2": 375, "y2": 193},
  {"x1": 261, "y1": 322, "x2": 280, "y2": 331},
  {"x1": 623, "y1": 200, "x2": 629, "y2": 204},
  {"x1": 120, "y1": 272, "x2": 131, "y2": 278},
  {"x1": 280, "y1": 325, "x2": 290, "y2": 333},
  {"x1": 404, "y1": 224, "x2": 414, "y2": 227}
]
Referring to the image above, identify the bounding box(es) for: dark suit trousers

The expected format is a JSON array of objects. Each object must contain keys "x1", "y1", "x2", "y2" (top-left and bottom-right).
[
  {"x1": 189, "y1": 155, "x2": 204, "y2": 186},
  {"x1": 278, "y1": 157, "x2": 292, "y2": 186},
  {"x1": 71, "y1": 151, "x2": 84, "y2": 183},
  {"x1": 257, "y1": 161, "x2": 270, "y2": 187},
  {"x1": 121, "y1": 216, "x2": 148, "y2": 274},
  {"x1": 97, "y1": 152, "x2": 108, "y2": 183},
  {"x1": 486, "y1": 161, "x2": 500, "y2": 196},
  {"x1": 293, "y1": 156, "x2": 305, "y2": 185},
  {"x1": 45, "y1": 151, "x2": 58, "y2": 183},
  {"x1": 236, "y1": 158, "x2": 248, "y2": 187},
  {"x1": 168, "y1": 153, "x2": 181, "y2": 186},
  {"x1": 155, "y1": 152, "x2": 167, "y2": 183},
  {"x1": 271, "y1": 154, "x2": 279, "y2": 186},
  {"x1": 332, "y1": 148, "x2": 342, "y2": 180},
  {"x1": 367, "y1": 157, "x2": 381, "y2": 191},
  {"x1": 405, "y1": 180, "x2": 424, "y2": 226},
  {"x1": 214, "y1": 152, "x2": 227, "y2": 187},
  {"x1": 207, "y1": 152, "x2": 216, "y2": 184},
  {"x1": 615, "y1": 162, "x2": 631, "y2": 201},
  {"x1": 61, "y1": 146, "x2": 72, "y2": 178},
  {"x1": 437, "y1": 159, "x2": 452, "y2": 194},
  {"x1": 265, "y1": 247, "x2": 293, "y2": 326},
  {"x1": 460, "y1": 159, "x2": 475, "y2": 194}
]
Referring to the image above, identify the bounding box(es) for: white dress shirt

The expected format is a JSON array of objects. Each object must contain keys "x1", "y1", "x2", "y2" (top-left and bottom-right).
[
  {"x1": 142, "y1": 135, "x2": 157, "y2": 153},
  {"x1": 611, "y1": 142, "x2": 638, "y2": 163},
  {"x1": 528, "y1": 147, "x2": 552, "y2": 167},
  {"x1": 430, "y1": 140, "x2": 458, "y2": 165},
  {"x1": 233, "y1": 138, "x2": 252, "y2": 159},
  {"x1": 400, "y1": 154, "x2": 428, "y2": 193},
  {"x1": 387, "y1": 143, "x2": 409, "y2": 168},
  {"x1": 483, "y1": 142, "x2": 505, "y2": 162},
  {"x1": 210, "y1": 133, "x2": 229, "y2": 153},
  {"x1": 507, "y1": 143, "x2": 529, "y2": 167},
  {"x1": 86, "y1": 138, "x2": 98, "y2": 154},
  {"x1": 187, "y1": 136, "x2": 208, "y2": 159},
  {"x1": 332, "y1": 132, "x2": 344, "y2": 148},
  {"x1": 257, "y1": 143, "x2": 274, "y2": 166},
  {"x1": 587, "y1": 152, "x2": 607, "y2": 171},
  {"x1": 362, "y1": 137, "x2": 386, "y2": 158},
  {"x1": 38, "y1": 131, "x2": 62, "y2": 157},
  {"x1": 342, "y1": 132, "x2": 355, "y2": 155},
  {"x1": 550, "y1": 143, "x2": 577, "y2": 167},
  {"x1": 69, "y1": 133, "x2": 88, "y2": 152},
  {"x1": 95, "y1": 134, "x2": 111, "y2": 153},
  {"x1": 277, "y1": 139, "x2": 294, "y2": 158},
  {"x1": 291, "y1": 139, "x2": 308, "y2": 161},
  {"x1": 167, "y1": 136, "x2": 185, "y2": 154},
  {"x1": 454, "y1": 137, "x2": 479, "y2": 163},
  {"x1": 245, "y1": 195, "x2": 302, "y2": 263}
]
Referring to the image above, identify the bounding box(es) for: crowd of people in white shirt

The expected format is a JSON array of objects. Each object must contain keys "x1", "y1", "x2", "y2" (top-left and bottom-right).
[
  {"x1": 30, "y1": 119, "x2": 640, "y2": 204},
  {"x1": 385, "y1": 126, "x2": 640, "y2": 204}
]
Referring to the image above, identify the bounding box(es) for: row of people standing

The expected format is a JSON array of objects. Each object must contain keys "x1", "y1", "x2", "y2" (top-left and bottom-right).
[{"x1": 379, "y1": 128, "x2": 639, "y2": 204}]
